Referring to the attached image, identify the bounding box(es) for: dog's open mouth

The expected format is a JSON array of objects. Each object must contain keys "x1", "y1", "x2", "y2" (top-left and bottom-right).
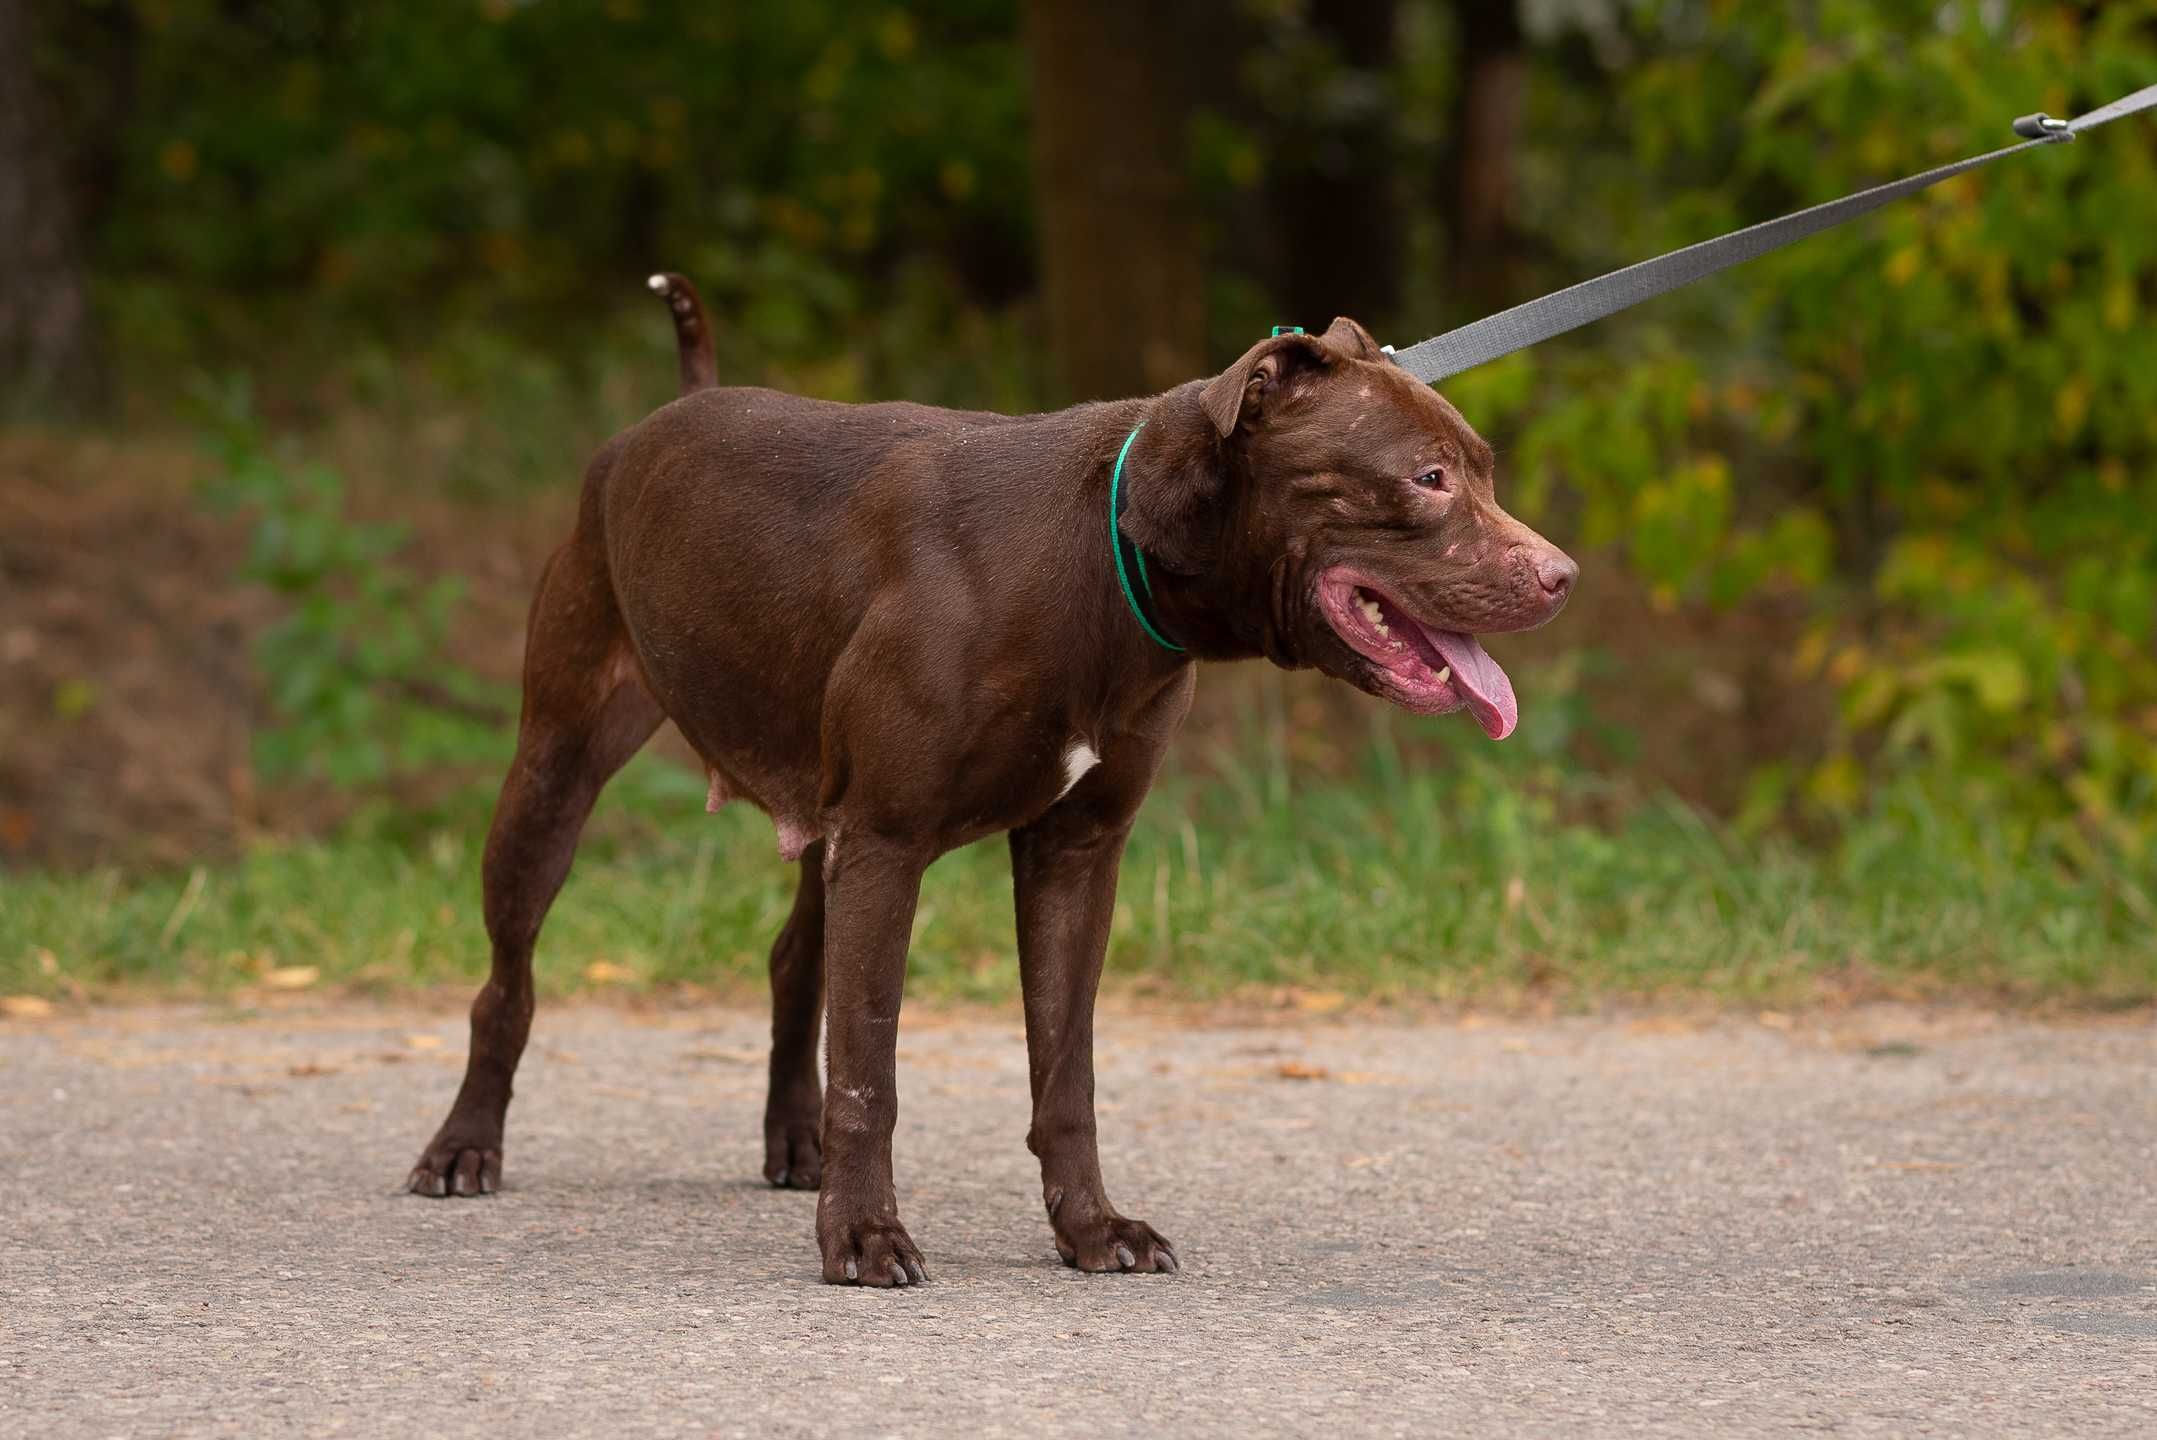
[{"x1": 1316, "y1": 569, "x2": 1519, "y2": 739}]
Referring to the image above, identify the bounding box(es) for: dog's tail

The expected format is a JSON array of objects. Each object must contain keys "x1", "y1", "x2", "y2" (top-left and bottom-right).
[{"x1": 647, "y1": 271, "x2": 717, "y2": 395}]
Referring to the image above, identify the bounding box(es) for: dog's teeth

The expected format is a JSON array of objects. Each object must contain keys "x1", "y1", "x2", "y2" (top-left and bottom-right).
[{"x1": 1435, "y1": 666, "x2": 1451, "y2": 685}]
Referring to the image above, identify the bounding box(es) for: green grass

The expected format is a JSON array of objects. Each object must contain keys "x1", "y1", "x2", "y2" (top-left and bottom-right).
[{"x1": 5, "y1": 719, "x2": 2151, "y2": 1011}]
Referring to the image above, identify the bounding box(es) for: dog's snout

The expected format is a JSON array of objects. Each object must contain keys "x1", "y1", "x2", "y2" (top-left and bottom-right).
[
  {"x1": 1506, "y1": 540, "x2": 1577, "y2": 606},
  {"x1": 1536, "y1": 550, "x2": 1578, "y2": 599}
]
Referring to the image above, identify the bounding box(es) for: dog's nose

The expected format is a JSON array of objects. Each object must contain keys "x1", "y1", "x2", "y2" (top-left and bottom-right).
[{"x1": 1535, "y1": 550, "x2": 1577, "y2": 600}]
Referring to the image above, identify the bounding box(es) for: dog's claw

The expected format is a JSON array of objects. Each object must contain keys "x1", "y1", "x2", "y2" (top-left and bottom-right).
[
  {"x1": 406, "y1": 1137, "x2": 503, "y2": 1200},
  {"x1": 762, "y1": 1110, "x2": 823, "y2": 1190},
  {"x1": 1054, "y1": 1213, "x2": 1177, "y2": 1276},
  {"x1": 821, "y1": 1214, "x2": 927, "y2": 1288}
]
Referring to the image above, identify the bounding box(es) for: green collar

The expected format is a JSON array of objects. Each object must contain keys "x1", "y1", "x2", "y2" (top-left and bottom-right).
[{"x1": 1108, "y1": 423, "x2": 1184, "y2": 653}]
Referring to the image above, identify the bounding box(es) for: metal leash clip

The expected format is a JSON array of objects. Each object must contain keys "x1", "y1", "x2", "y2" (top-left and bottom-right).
[{"x1": 2012, "y1": 112, "x2": 2074, "y2": 142}]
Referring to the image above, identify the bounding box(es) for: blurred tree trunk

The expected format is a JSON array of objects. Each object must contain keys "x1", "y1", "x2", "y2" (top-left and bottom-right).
[
  {"x1": 1444, "y1": 0, "x2": 1526, "y2": 308},
  {"x1": 1270, "y1": 0, "x2": 1401, "y2": 334},
  {"x1": 1026, "y1": 0, "x2": 1209, "y2": 401},
  {"x1": 0, "y1": 0, "x2": 130, "y2": 416}
]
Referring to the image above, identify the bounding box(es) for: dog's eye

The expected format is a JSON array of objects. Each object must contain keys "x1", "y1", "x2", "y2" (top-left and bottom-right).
[{"x1": 1412, "y1": 467, "x2": 1448, "y2": 491}]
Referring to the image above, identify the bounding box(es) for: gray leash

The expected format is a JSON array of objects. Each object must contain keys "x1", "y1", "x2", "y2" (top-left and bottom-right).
[{"x1": 1388, "y1": 83, "x2": 2157, "y2": 385}]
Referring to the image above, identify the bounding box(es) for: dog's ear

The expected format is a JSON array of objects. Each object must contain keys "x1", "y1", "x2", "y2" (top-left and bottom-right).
[
  {"x1": 1317, "y1": 316, "x2": 1386, "y2": 362},
  {"x1": 1117, "y1": 415, "x2": 1227, "y2": 576},
  {"x1": 1130, "y1": 333, "x2": 1333, "y2": 574},
  {"x1": 1198, "y1": 332, "x2": 1333, "y2": 439}
]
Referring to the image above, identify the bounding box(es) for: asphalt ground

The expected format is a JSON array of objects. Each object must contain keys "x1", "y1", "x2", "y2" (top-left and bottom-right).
[{"x1": 4, "y1": 1002, "x2": 2153, "y2": 1437}]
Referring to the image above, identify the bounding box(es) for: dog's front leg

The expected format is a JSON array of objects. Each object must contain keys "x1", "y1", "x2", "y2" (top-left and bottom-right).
[
  {"x1": 1009, "y1": 805, "x2": 1178, "y2": 1275},
  {"x1": 814, "y1": 831, "x2": 932, "y2": 1286}
]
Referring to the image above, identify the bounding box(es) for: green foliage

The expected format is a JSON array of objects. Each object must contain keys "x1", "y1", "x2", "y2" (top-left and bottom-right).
[
  {"x1": 1448, "y1": 0, "x2": 2157, "y2": 867},
  {"x1": 107, "y1": 0, "x2": 1039, "y2": 408},
  {"x1": 193, "y1": 378, "x2": 506, "y2": 786}
]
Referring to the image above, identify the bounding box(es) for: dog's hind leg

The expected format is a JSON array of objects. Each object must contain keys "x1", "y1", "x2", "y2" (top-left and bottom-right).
[
  {"x1": 761, "y1": 845, "x2": 826, "y2": 1189},
  {"x1": 407, "y1": 519, "x2": 661, "y2": 1197}
]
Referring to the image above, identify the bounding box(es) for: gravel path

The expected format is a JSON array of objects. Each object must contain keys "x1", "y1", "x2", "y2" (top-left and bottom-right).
[{"x1": 4, "y1": 1002, "x2": 2153, "y2": 1437}]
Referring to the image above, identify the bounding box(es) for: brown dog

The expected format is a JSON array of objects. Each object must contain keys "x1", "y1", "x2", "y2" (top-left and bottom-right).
[{"x1": 407, "y1": 273, "x2": 1576, "y2": 1287}]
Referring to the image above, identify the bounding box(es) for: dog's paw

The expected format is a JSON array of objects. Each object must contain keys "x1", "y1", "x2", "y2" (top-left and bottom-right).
[
  {"x1": 763, "y1": 1114, "x2": 823, "y2": 1190},
  {"x1": 406, "y1": 1131, "x2": 502, "y2": 1198},
  {"x1": 1053, "y1": 1212, "x2": 1178, "y2": 1275},
  {"x1": 818, "y1": 1210, "x2": 928, "y2": 1287}
]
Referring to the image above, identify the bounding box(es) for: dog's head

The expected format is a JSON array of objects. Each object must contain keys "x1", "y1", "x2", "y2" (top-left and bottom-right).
[{"x1": 1124, "y1": 319, "x2": 1576, "y2": 739}]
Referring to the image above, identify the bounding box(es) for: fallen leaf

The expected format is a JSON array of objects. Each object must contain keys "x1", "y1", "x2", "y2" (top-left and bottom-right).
[
  {"x1": 1275, "y1": 1060, "x2": 1331, "y2": 1081},
  {"x1": 583, "y1": 960, "x2": 637, "y2": 986},
  {"x1": 1758, "y1": 1010, "x2": 1795, "y2": 1031},
  {"x1": 1289, "y1": 988, "x2": 1347, "y2": 1014},
  {"x1": 404, "y1": 1033, "x2": 444, "y2": 1051},
  {"x1": 260, "y1": 965, "x2": 320, "y2": 990},
  {"x1": 1, "y1": 995, "x2": 55, "y2": 1019}
]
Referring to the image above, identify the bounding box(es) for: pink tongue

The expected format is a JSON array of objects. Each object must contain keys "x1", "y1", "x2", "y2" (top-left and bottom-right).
[{"x1": 1426, "y1": 631, "x2": 1518, "y2": 740}]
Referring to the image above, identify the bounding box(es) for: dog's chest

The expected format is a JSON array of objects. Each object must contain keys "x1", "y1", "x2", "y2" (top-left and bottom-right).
[{"x1": 1056, "y1": 742, "x2": 1100, "y2": 799}]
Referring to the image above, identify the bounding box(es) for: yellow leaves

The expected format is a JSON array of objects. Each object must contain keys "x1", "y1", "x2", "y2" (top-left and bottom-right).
[
  {"x1": 1807, "y1": 753, "x2": 1865, "y2": 815},
  {"x1": 52, "y1": 678, "x2": 97, "y2": 719},
  {"x1": 1286, "y1": 987, "x2": 1347, "y2": 1015},
  {"x1": 582, "y1": 959, "x2": 638, "y2": 986},
  {"x1": 2103, "y1": 278, "x2": 2138, "y2": 332},
  {"x1": 159, "y1": 139, "x2": 198, "y2": 183},
  {"x1": 259, "y1": 965, "x2": 320, "y2": 991},
  {"x1": 1884, "y1": 244, "x2": 1923, "y2": 286},
  {"x1": 2054, "y1": 377, "x2": 2091, "y2": 439},
  {"x1": 648, "y1": 96, "x2": 687, "y2": 131},
  {"x1": 550, "y1": 130, "x2": 595, "y2": 168},
  {"x1": 875, "y1": 11, "x2": 917, "y2": 60},
  {"x1": 937, "y1": 159, "x2": 977, "y2": 202},
  {"x1": 1273, "y1": 1060, "x2": 1388, "y2": 1085},
  {"x1": 1791, "y1": 626, "x2": 1833, "y2": 679},
  {"x1": 1, "y1": 996, "x2": 56, "y2": 1020},
  {"x1": 1826, "y1": 644, "x2": 1870, "y2": 687},
  {"x1": 1913, "y1": 651, "x2": 2030, "y2": 714},
  {"x1": 478, "y1": 232, "x2": 522, "y2": 272},
  {"x1": 1843, "y1": 669, "x2": 1899, "y2": 729}
]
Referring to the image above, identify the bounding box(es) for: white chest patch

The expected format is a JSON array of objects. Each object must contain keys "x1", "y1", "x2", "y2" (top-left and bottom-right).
[{"x1": 1057, "y1": 742, "x2": 1100, "y2": 800}]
